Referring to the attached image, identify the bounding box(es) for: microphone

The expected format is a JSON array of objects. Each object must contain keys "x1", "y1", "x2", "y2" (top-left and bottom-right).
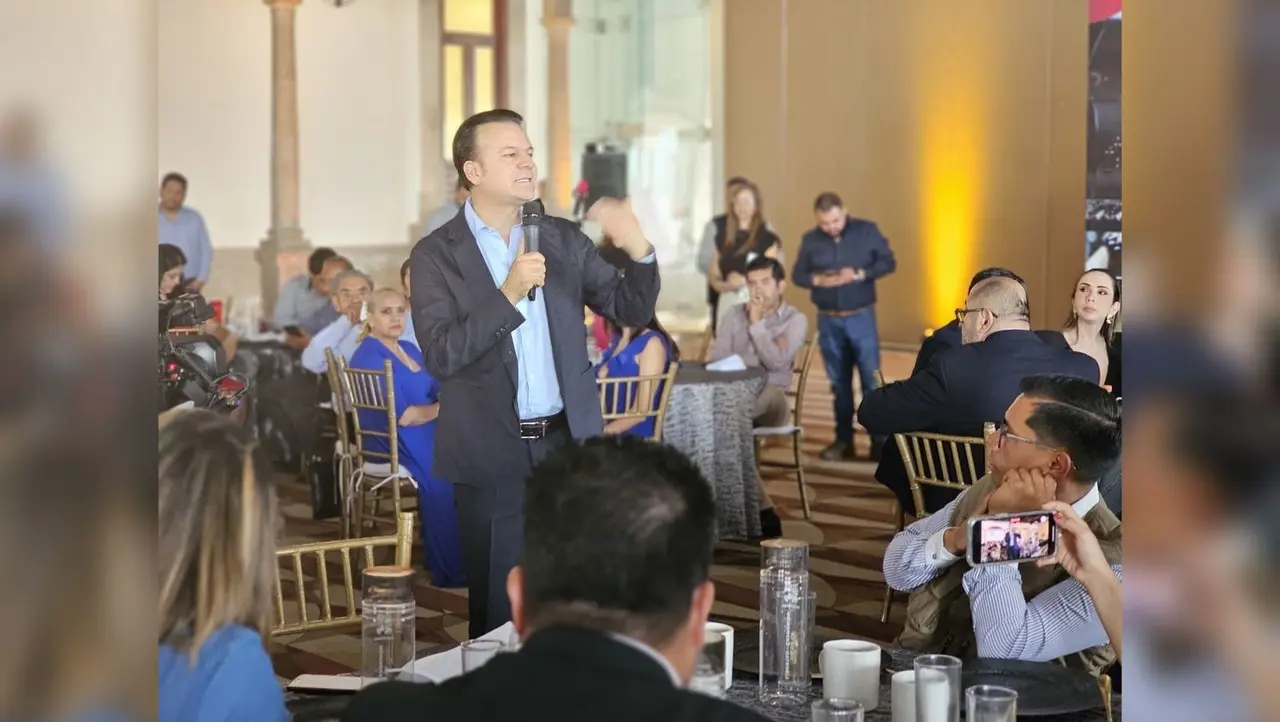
[{"x1": 521, "y1": 199, "x2": 545, "y2": 302}]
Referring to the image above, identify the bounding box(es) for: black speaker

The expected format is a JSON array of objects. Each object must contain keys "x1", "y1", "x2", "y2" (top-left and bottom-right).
[{"x1": 581, "y1": 146, "x2": 627, "y2": 208}]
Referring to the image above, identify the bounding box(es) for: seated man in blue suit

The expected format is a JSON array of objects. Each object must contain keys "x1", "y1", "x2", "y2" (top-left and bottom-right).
[
  {"x1": 860, "y1": 276, "x2": 1100, "y2": 515},
  {"x1": 912, "y1": 268, "x2": 1069, "y2": 376}
]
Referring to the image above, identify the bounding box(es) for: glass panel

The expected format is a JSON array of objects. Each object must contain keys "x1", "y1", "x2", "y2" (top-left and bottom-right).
[
  {"x1": 444, "y1": 0, "x2": 494, "y2": 35},
  {"x1": 474, "y1": 46, "x2": 495, "y2": 113},
  {"x1": 568, "y1": 0, "x2": 715, "y2": 330},
  {"x1": 443, "y1": 43, "x2": 466, "y2": 160}
]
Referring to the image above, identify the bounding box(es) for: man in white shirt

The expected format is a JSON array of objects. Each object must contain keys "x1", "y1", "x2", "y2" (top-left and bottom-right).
[
  {"x1": 883, "y1": 374, "x2": 1122, "y2": 667},
  {"x1": 300, "y1": 269, "x2": 373, "y2": 374}
]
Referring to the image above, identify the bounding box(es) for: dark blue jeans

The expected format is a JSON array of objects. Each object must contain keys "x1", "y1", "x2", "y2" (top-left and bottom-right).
[{"x1": 817, "y1": 309, "x2": 882, "y2": 444}]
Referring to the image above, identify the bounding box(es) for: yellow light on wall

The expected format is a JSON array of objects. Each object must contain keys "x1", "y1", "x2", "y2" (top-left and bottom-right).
[{"x1": 919, "y1": 94, "x2": 982, "y2": 329}]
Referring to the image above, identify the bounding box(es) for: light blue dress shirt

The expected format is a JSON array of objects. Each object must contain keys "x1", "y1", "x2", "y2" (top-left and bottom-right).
[
  {"x1": 300, "y1": 316, "x2": 362, "y2": 374},
  {"x1": 158, "y1": 205, "x2": 213, "y2": 283},
  {"x1": 464, "y1": 200, "x2": 564, "y2": 419},
  {"x1": 401, "y1": 306, "x2": 419, "y2": 349}
]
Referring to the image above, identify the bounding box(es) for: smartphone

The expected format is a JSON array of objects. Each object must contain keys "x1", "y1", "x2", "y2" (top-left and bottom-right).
[
  {"x1": 283, "y1": 325, "x2": 303, "y2": 336},
  {"x1": 966, "y1": 510, "x2": 1058, "y2": 566}
]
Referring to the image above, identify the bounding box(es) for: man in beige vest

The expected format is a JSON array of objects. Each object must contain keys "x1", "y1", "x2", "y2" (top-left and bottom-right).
[{"x1": 882, "y1": 375, "x2": 1122, "y2": 674}]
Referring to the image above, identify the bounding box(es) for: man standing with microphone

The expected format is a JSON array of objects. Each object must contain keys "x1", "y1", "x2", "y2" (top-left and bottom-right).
[{"x1": 409, "y1": 109, "x2": 660, "y2": 638}]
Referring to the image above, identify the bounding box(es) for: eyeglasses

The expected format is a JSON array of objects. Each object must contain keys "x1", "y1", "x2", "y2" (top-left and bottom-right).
[
  {"x1": 955, "y1": 307, "x2": 998, "y2": 324},
  {"x1": 991, "y1": 423, "x2": 1057, "y2": 450}
]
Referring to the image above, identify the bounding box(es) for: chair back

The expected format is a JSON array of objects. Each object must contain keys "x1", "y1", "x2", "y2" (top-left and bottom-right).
[
  {"x1": 595, "y1": 364, "x2": 679, "y2": 442},
  {"x1": 894, "y1": 422, "x2": 995, "y2": 517},
  {"x1": 787, "y1": 331, "x2": 821, "y2": 425},
  {"x1": 324, "y1": 349, "x2": 353, "y2": 455},
  {"x1": 271, "y1": 512, "x2": 414, "y2": 636},
  {"x1": 336, "y1": 356, "x2": 402, "y2": 475}
]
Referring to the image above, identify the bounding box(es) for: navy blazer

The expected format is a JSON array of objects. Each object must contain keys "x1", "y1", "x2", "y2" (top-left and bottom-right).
[
  {"x1": 408, "y1": 210, "x2": 660, "y2": 490},
  {"x1": 860, "y1": 329, "x2": 1099, "y2": 513}
]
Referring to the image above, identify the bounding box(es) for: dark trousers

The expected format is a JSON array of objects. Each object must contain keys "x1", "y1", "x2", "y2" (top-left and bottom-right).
[
  {"x1": 452, "y1": 425, "x2": 573, "y2": 639},
  {"x1": 817, "y1": 309, "x2": 883, "y2": 444}
]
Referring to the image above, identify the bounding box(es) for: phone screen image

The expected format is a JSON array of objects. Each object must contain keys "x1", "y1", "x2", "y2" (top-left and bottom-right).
[{"x1": 969, "y1": 511, "x2": 1056, "y2": 565}]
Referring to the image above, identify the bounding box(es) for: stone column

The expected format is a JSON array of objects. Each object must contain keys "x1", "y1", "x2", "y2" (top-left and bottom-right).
[
  {"x1": 257, "y1": 0, "x2": 310, "y2": 315},
  {"x1": 542, "y1": 0, "x2": 574, "y2": 216},
  {"x1": 410, "y1": 0, "x2": 449, "y2": 242}
]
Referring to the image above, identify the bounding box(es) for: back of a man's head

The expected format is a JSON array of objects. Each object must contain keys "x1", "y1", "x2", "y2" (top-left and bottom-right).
[
  {"x1": 1020, "y1": 374, "x2": 1122, "y2": 484},
  {"x1": 519, "y1": 436, "x2": 716, "y2": 647},
  {"x1": 968, "y1": 277, "x2": 1031, "y2": 328},
  {"x1": 968, "y1": 267, "x2": 1026, "y2": 293}
]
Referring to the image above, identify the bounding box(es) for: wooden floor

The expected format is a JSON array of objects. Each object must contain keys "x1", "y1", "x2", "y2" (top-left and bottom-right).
[{"x1": 269, "y1": 344, "x2": 917, "y2": 680}]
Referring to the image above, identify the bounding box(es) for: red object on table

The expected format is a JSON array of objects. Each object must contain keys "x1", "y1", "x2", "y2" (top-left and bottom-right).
[
  {"x1": 209, "y1": 300, "x2": 224, "y2": 324},
  {"x1": 592, "y1": 315, "x2": 611, "y2": 353}
]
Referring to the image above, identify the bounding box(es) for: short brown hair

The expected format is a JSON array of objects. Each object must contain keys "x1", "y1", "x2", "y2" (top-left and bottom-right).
[
  {"x1": 161, "y1": 172, "x2": 188, "y2": 190},
  {"x1": 813, "y1": 192, "x2": 843, "y2": 212},
  {"x1": 452, "y1": 109, "x2": 525, "y2": 190}
]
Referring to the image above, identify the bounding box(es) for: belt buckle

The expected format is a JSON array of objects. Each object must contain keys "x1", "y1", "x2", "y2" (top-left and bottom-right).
[{"x1": 519, "y1": 419, "x2": 547, "y2": 440}]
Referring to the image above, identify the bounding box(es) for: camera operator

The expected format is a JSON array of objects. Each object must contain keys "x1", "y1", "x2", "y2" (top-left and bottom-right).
[
  {"x1": 159, "y1": 245, "x2": 246, "y2": 416},
  {"x1": 159, "y1": 244, "x2": 237, "y2": 360},
  {"x1": 300, "y1": 268, "x2": 372, "y2": 374}
]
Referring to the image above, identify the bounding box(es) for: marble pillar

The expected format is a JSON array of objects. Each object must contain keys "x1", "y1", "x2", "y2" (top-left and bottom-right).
[
  {"x1": 542, "y1": 0, "x2": 574, "y2": 216},
  {"x1": 257, "y1": 0, "x2": 310, "y2": 315},
  {"x1": 410, "y1": 0, "x2": 449, "y2": 242}
]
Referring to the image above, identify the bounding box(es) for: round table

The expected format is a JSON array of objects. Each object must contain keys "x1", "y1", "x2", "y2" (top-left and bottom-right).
[
  {"x1": 661, "y1": 363, "x2": 768, "y2": 540},
  {"x1": 723, "y1": 646, "x2": 1120, "y2": 721}
]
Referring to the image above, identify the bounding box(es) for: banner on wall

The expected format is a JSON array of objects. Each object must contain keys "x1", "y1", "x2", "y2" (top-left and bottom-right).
[{"x1": 1086, "y1": 1, "x2": 1122, "y2": 277}]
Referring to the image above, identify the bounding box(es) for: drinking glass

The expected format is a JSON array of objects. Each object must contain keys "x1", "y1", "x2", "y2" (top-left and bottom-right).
[
  {"x1": 360, "y1": 566, "x2": 416, "y2": 687},
  {"x1": 460, "y1": 639, "x2": 504, "y2": 672},
  {"x1": 811, "y1": 698, "x2": 864, "y2": 722},
  {"x1": 965, "y1": 685, "x2": 1018, "y2": 722},
  {"x1": 913, "y1": 654, "x2": 961, "y2": 722},
  {"x1": 690, "y1": 630, "x2": 727, "y2": 697}
]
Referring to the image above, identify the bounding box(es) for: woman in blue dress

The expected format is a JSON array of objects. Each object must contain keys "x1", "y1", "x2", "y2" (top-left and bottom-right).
[
  {"x1": 349, "y1": 288, "x2": 465, "y2": 587},
  {"x1": 596, "y1": 316, "x2": 680, "y2": 439}
]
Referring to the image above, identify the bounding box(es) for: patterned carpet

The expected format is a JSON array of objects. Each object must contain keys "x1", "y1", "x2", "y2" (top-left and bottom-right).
[{"x1": 268, "y1": 344, "x2": 917, "y2": 681}]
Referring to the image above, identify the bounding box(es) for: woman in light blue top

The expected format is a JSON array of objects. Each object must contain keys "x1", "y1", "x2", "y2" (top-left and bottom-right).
[{"x1": 158, "y1": 409, "x2": 288, "y2": 722}]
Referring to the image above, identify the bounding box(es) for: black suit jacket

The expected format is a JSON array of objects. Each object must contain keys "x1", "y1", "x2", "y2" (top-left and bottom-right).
[
  {"x1": 409, "y1": 210, "x2": 660, "y2": 489},
  {"x1": 341, "y1": 626, "x2": 771, "y2": 722},
  {"x1": 860, "y1": 330, "x2": 1100, "y2": 512},
  {"x1": 912, "y1": 320, "x2": 1074, "y2": 377}
]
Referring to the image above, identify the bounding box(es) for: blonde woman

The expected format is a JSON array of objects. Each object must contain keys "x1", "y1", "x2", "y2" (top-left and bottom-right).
[
  {"x1": 158, "y1": 409, "x2": 287, "y2": 722},
  {"x1": 349, "y1": 288, "x2": 465, "y2": 587}
]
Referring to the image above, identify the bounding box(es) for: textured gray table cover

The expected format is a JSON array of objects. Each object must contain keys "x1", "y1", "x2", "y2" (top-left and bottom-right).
[{"x1": 662, "y1": 363, "x2": 768, "y2": 540}]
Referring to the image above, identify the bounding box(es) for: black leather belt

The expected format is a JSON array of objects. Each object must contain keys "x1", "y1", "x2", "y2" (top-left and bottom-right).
[{"x1": 519, "y1": 411, "x2": 567, "y2": 440}]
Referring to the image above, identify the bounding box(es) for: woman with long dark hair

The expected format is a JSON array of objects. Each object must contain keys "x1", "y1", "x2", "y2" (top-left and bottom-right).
[
  {"x1": 707, "y1": 182, "x2": 783, "y2": 330},
  {"x1": 596, "y1": 314, "x2": 680, "y2": 439},
  {"x1": 1060, "y1": 268, "x2": 1121, "y2": 394}
]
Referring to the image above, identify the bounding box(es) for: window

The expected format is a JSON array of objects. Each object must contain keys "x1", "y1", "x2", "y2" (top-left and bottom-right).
[{"x1": 442, "y1": 0, "x2": 507, "y2": 158}]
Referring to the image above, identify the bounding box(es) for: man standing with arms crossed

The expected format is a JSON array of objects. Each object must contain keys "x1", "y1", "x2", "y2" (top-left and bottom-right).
[
  {"x1": 792, "y1": 192, "x2": 896, "y2": 462},
  {"x1": 410, "y1": 109, "x2": 660, "y2": 638}
]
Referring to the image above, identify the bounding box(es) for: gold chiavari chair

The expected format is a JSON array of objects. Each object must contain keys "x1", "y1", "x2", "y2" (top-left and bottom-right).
[
  {"x1": 752, "y1": 330, "x2": 820, "y2": 519},
  {"x1": 595, "y1": 364, "x2": 679, "y2": 443},
  {"x1": 336, "y1": 356, "x2": 419, "y2": 536},
  {"x1": 323, "y1": 349, "x2": 358, "y2": 538},
  {"x1": 1099, "y1": 672, "x2": 1113, "y2": 722},
  {"x1": 271, "y1": 512, "x2": 414, "y2": 636},
  {"x1": 880, "y1": 421, "x2": 994, "y2": 624}
]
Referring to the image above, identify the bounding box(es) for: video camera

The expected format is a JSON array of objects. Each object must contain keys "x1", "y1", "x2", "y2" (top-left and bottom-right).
[{"x1": 159, "y1": 294, "x2": 249, "y2": 413}]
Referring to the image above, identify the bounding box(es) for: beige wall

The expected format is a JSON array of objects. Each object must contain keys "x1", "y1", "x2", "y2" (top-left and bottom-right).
[{"x1": 724, "y1": 0, "x2": 1089, "y2": 345}]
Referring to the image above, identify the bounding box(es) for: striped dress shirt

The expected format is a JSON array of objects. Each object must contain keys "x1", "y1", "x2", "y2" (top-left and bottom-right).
[{"x1": 882, "y1": 484, "x2": 1121, "y2": 661}]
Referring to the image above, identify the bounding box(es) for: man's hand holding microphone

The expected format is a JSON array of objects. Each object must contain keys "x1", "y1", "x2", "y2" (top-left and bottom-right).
[{"x1": 500, "y1": 197, "x2": 651, "y2": 307}]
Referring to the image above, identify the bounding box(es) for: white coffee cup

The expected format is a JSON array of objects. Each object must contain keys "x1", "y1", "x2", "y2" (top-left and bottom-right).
[
  {"x1": 704, "y1": 622, "x2": 735, "y2": 691},
  {"x1": 818, "y1": 639, "x2": 881, "y2": 711},
  {"x1": 891, "y1": 670, "x2": 916, "y2": 722}
]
